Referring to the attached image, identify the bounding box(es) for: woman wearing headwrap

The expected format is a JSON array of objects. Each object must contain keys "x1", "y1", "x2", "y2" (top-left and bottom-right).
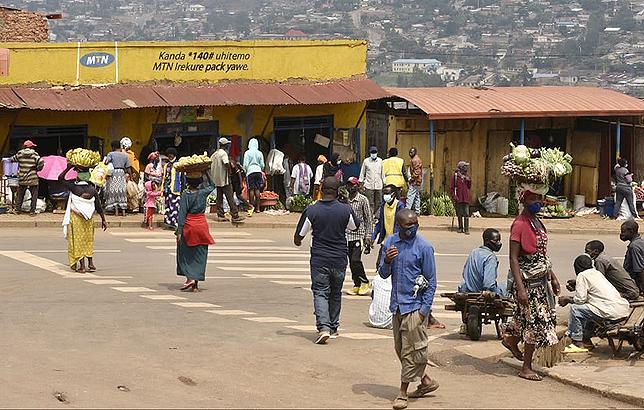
[
  {"x1": 59, "y1": 163, "x2": 107, "y2": 273},
  {"x1": 176, "y1": 174, "x2": 216, "y2": 292},
  {"x1": 450, "y1": 161, "x2": 472, "y2": 234},
  {"x1": 120, "y1": 136, "x2": 140, "y2": 183},
  {"x1": 502, "y1": 189, "x2": 561, "y2": 381},
  {"x1": 161, "y1": 147, "x2": 183, "y2": 229},
  {"x1": 313, "y1": 154, "x2": 327, "y2": 201},
  {"x1": 144, "y1": 151, "x2": 163, "y2": 184},
  {"x1": 104, "y1": 140, "x2": 131, "y2": 217}
]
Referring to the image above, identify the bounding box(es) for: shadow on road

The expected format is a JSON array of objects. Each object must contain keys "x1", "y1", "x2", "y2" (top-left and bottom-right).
[{"x1": 352, "y1": 383, "x2": 399, "y2": 401}]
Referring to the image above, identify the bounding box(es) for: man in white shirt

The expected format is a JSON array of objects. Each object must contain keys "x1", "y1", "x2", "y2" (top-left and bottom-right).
[
  {"x1": 559, "y1": 254, "x2": 631, "y2": 352},
  {"x1": 360, "y1": 146, "x2": 385, "y2": 219},
  {"x1": 290, "y1": 155, "x2": 313, "y2": 196}
]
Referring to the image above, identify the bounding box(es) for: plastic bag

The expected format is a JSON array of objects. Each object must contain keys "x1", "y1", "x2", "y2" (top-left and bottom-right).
[{"x1": 90, "y1": 162, "x2": 109, "y2": 187}]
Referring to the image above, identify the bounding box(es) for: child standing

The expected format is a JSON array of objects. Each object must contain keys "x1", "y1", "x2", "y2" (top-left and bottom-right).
[{"x1": 144, "y1": 181, "x2": 161, "y2": 230}]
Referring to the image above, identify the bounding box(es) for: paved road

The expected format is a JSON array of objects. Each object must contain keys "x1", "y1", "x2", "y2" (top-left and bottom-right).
[{"x1": 0, "y1": 225, "x2": 633, "y2": 408}]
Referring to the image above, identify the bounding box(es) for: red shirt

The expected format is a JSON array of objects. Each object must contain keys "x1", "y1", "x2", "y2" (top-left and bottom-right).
[
  {"x1": 510, "y1": 213, "x2": 548, "y2": 255},
  {"x1": 450, "y1": 172, "x2": 471, "y2": 203}
]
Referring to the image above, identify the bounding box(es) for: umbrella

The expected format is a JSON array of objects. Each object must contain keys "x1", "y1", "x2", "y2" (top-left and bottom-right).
[{"x1": 38, "y1": 155, "x2": 77, "y2": 181}]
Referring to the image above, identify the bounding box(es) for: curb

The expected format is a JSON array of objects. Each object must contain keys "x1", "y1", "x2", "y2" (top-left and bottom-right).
[{"x1": 500, "y1": 358, "x2": 644, "y2": 407}]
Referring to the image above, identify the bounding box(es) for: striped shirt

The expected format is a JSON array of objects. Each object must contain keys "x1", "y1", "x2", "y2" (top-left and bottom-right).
[
  {"x1": 347, "y1": 192, "x2": 373, "y2": 242},
  {"x1": 10, "y1": 148, "x2": 41, "y2": 186}
]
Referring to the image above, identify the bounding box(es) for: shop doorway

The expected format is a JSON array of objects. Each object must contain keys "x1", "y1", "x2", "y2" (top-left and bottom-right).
[
  {"x1": 273, "y1": 116, "x2": 333, "y2": 169},
  {"x1": 8, "y1": 125, "x2": 88, "y2": 156},
  {"x1": 151, "y1": 121, "x2": 219, "y2": 158}
]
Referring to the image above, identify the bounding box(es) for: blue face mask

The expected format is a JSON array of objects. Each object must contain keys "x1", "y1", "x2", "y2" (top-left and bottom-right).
[
  {"x1": 527, "y1": 202, "x2": 542, "y2": 214},
  {"x1": 404, "y1": 224, "x2": 419, "y2": 239}
]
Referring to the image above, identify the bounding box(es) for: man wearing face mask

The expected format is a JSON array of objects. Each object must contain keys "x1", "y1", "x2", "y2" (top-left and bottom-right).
[
  {"x1": 345, "y1": 177, "x2": 374, "y2": 296},
  {"x1": 620, "y1": 220, "x2": 644, "y2": 293},
  {"x1": 378, "y1": 209, "x2": 439, "y2": 409},
  {"x1": 360, "y1": 146, "x2": 385, "y2": 219},
  {"x1": 373, "y1": 185, "x2": 405, "y2": 248},
  {"x1": 458, "y1": 228, "x2": 506, "y2": 296}
]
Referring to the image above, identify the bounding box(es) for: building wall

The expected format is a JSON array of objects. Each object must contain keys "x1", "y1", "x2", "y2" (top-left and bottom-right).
[
  {"x1": 0, "y1": 9, "x2": 48, "y2": 42},
  {"x1": 0, "y1": 40, "x2": 368, "y2": 85}
]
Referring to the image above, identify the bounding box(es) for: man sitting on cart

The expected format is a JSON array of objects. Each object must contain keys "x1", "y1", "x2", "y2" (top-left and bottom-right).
[
  {"x1": 559, "y1": 255, "x2": 631, "y2": 353},
  {"x1": 458, "y1": 228, "x2": 506, "y2": 296}
]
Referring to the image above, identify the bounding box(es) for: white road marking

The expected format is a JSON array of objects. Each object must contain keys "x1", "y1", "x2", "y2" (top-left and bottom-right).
[
  {"x1": 148, "y1": 245, "x2": 302, "y2": 251},
  {"x1": 111, "y1": 231, "x2": 250, "y2": 237},
  {"x1": 209, "y1": 260, "x2": 309, "y2": 265},
  {"x1": 208, "y1": 253, "x2": 310, "y2": 258},
  {"x1": 127, "y1": 238, "x2": 273, "y2": 243},
  {"x1": 0, "y1": 251, "x2": 99, "y2": 279},
  {"x1": 140, "y1": 295, "x2": 187, "y2": 300},
  {"x1": 205, "y1": 310, "x2": 257, "y2": 316},
  {"x1": 270, "y1": 280, "x2": 310, "y2": 285},
  {"x1": 285, "y1": 325, "x2": 318, "y2": 331},
  {"x1": 84, "y1": 279, "x2": 127, "y2": 285},
  {"x1": 171, "y1": 302, "x2": 221, "y2": 308},
  {"x1": 243, "y1": 317, "x2": 297, "y2": 323},
  {"x1": 340, "y1": 333, "x2": 393, "y2": 340},
  {"x1": 220, "y1": 267, "x2": 376, "y2": 273},
  {"x1": 111, "y1": 287, "x2": 157, "y2": 293}
]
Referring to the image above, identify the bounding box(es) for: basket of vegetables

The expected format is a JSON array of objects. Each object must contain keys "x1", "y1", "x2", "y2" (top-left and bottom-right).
[
  {"x1": 174, "y1": 153, "x2": 212, "y2": 177},
  {"x1": 259, "y1": 191, "x2": 279, "y2": 208},
  {"x1": 287, "y1": 194, "x2": 313, "y2": 213},
  {"x1": 501, "y1": 144, "x2": 573, "y2": 188},
  {"x1": 66, "y1": 148, "x2": 102, "y2": 169}
]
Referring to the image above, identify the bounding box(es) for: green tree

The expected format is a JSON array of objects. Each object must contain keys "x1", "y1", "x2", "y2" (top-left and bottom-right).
[{"x1": 581, "y1": 11, "x2": 605, "y2": 54}]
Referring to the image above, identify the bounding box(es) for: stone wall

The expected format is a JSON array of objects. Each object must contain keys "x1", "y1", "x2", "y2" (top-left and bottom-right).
[{"x1": 0, "y1": 8, "x2": 48, "y2": 42}]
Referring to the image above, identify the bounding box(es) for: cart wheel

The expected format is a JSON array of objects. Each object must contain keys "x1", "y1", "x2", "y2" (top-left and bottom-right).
[
  {"x1": 467, "y1": 306, "x2": 482, "y2": 341},
  {"x1": 634, "y1": 338, "x2": 643, "y2": 351}
]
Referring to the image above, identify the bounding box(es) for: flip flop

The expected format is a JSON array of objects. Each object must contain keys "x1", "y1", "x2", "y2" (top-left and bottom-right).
[
  {"x1": 408, "y1": 379, "x2": 440, "y2": 398},
  {"x1": 563, "y1": 344, "x2": 589, "y2": 353},
  {"x1": 502, "y1": 340, "x2": 524, "y2": 361},
  {"x1": 428, "y1": 323, "x2": 446, "y2": 329},
  {"x1": 392, "y1": 397, "x2": 408, "y2": 410},
  {"x1": 518, "y1": 372, "x2": 543, "y2": 381}
]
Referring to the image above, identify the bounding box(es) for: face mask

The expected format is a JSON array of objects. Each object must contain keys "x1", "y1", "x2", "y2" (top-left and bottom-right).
[
  {"x1": 527, "y1": 202, "x2": 542, "y2": 214},
  {"x1": 404, "y1": 224, "x2": 419, "y2": 239},
  {"x1": 487, "y1": 242, "x2": 502, "y2": 252},
  {"x1": 337, "y1": 160, "x2": 342, "y2": 165},
  {"x1": 383, "y1": 194, "x2": 393, "y2": 204},
  {"x1": 348, "y1": 186, "x2": 358, "y2": 194},
  {"x1": 370, "y1": 153, "x2": 377, "y2": 160}
]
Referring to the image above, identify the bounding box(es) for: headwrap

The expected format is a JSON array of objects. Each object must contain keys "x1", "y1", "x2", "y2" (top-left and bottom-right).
[
  {"x1": 517, "y1": 183, "x2": 548, "y2": 202},
  {"x1": 456, "y1": 161, "x2": 470, "y2": 174},
  {"x1": 148, "y1": 151, "x2": 159, "y2": 162},
  {"x1": 120, "y1": 137, "x2": 132, "y2": 150},
  {"x1": 317, "y1": 155, "x2": 327, "y2": 164}
]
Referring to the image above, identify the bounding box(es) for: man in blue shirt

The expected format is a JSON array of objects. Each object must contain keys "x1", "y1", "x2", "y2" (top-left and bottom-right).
[
  {"x1": 294, "y1": 176, "x2": 359, "y2": 345},
  {"x1": 378, "y1": 209, "x2": 439, "y2": 409},
  {"x1": 458, "y1": 228, "x2": 506, "y2": 296}
]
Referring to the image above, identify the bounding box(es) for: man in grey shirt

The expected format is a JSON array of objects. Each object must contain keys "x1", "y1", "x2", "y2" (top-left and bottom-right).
[
  {"x1": 359, "y1": 146, "x2": 385, "y2": 220},
  {"x1": 621, "y1": 221, "x2": 644, "y2": 293},
  {"x1": 614, "y1": 158, "x2": 639, "y2": 219},
  {"x1": 581, "y1": 240, "x2": 640, "y2": 301}
]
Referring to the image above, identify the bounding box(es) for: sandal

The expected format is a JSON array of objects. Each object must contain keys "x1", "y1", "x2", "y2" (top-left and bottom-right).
[
  {"x1": 408, "y1": 379, "x2": 439, "y2": 398},
  {"x1": 502, "y1": 339, "x2": 524, "y2": 361},
  {"x1": 392, "y1": 397, "x2": 408, "y2": 410},
  {"x1": 428, "y1": 323, "x2": 446, "y2": 329},
  {"x1": 563, "y1": 344, "x2": 589, "y2": 354},
  {"x1": 518, "y1": 372, "x2": 543, "y2": 381}
]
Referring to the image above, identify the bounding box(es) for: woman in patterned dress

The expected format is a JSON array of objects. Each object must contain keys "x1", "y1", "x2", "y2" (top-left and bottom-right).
[
  {"x1": 502, "y1": 189, "x2": 561, "y2": 381},
  {"x1": 104, "y1": 140, "x2": 131, "y2": 216},
  {"x1": 161, "y1": 147, "x2": 183, "y2": 229}
]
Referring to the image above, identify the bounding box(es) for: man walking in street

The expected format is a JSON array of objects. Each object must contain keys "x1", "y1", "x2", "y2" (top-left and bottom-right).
[
  {"x1": 10, "y1": 140, "x2": 43, "y2": 216},
  {"x1": 294, "y1": 177, "x2": 359, "y2": 344},
  {"x1": 407, "y1": 147, "x2": 423, "y2": 215},
  {"x1": 620, "y1": 220, "x2": 644, "y2": 293},
  {"x1": 382, "y1": 147, "x2": 407, "y2": 197},
  {"x1": 360, "y1": 146, "x2": 385, "y2": 219},
  {"x1": 378, "y1": 209, "x2": 439, "y2": 409},
  {"x1": 210, "y1": 137, "x2": 243, "y2": 224},
  {"x1": 345, "y1": 177, "x2": 374, "y2": 296}
]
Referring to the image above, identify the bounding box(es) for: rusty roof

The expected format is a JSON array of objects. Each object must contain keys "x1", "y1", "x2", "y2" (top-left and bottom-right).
[
  {"x1": 384, "y1": 86, "x2": 644, "y2": 119},
  {"x1": 0, "y1": 79, "x2": 388, "y2": 111}
]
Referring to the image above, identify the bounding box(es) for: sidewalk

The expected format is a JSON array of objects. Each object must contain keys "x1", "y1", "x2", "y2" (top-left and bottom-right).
[
  {"x1": 500, "y1": 340, "x2": 644, "y2": 407},
  {"x1": 0, "y1": 210, "x2": 625, "y2": 235}
]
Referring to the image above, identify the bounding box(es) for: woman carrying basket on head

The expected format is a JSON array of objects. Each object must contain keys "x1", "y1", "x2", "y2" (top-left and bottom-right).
[{"x1": 502, "y1": 188, "x2": 561, "y2": 381}]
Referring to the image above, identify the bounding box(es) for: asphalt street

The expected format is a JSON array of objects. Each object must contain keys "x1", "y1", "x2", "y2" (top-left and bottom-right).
[{"x1": 0, "y1": 224, "x2": 635, "y2": 408}]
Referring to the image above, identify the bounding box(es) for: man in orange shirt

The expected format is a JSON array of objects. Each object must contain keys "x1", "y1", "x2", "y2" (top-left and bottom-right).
[{"x1": 406, "y1": 147, "x2": 423, "y2": 215}]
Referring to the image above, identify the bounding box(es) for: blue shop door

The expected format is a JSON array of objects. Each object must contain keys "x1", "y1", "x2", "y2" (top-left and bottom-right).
[{"x1": 333, "y1": 128, "x2": 361, "y2": 179}]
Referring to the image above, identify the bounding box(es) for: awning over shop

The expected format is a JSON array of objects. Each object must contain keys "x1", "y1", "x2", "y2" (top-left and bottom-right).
[
  {"x1": 0, "y1": 79, "x2": 389, "y2": 111},
  {"x1": 384, "y1": 86, "x2": 644, "y2": 119}
]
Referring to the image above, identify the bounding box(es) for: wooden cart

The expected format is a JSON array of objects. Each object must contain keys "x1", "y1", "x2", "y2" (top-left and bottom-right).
[
  {"x1": 597, "y1": 301, "x2": 644, "y2": 355},
  {"x1": 441, "y1": 291, "x2": 515, "y2": 341}
]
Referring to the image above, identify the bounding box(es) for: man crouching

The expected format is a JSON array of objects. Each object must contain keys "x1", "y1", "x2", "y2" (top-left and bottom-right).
[{"x1": 378, "y1": 209, "x2": 439, "y2": 409}]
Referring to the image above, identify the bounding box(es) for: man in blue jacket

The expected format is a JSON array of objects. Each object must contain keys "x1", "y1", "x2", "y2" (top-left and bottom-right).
[{"x1": 378, "y1": 209, "x2": 439, "y2": 409}]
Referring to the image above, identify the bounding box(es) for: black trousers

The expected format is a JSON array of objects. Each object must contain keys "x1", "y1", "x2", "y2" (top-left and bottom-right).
[
  {"x1": 15, "y1": 184, "x2": 38, "y2": 213},
  {"x1": 273, "y1": 174, "x2": 287, "y2": 208},
  {"x1": 348, "y1": 240, "x2": 369, "y2": 287},
  {"x1": 216, "y1": 184, "x2": 239, "y2": 219},
  {"x1": 615, "y1": 185, "x2": 638, "y2": 218}
]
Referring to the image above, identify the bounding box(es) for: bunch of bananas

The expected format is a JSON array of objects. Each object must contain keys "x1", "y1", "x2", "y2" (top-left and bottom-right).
[
  {"x1": 174, "y1": 152, "x2": 211, "y2": 172},
  {"x1": 66, "y1": 148, "x2": 101, "y2": 168}
]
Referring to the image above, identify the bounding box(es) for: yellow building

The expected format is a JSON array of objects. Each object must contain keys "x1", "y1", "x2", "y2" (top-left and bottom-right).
[{"x1": 0, "y1": 40, "x2": 388, "y2": 176}]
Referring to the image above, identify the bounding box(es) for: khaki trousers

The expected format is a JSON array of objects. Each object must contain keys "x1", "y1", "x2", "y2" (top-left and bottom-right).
[{"x1": 393, "y1": 310, "x2": 428, "y2": 383}]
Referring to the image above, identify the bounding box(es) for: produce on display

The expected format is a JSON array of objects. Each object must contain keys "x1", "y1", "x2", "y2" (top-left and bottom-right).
[
  {"x1": 260, "y1": 191, "x2": 279, "y2": 200},
  {"x1": 287, "y1": 194, "x2": 313, "y2": 213},
  {"x1": 66, "y1": 148, "x2": 101, "y2": 168},
  {"x1": 431, "y1": 192, "x2": 456, "y2": 217},
  {"x1": 174, "y1": 152, "x2": 212, "y2": 173},
  {"x1": 501, "y1": 144, "x2": 573, "y2": 187}
]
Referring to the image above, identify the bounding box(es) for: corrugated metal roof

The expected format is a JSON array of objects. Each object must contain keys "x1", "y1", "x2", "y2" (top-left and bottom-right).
[
  {"x1": 0, "y1": 88, "x2": 24, "y2": 108},
  {"x1": 384, "y1": 86, "x2": 644, "y2": 119},
  {"x1": 0, "y1": 79, "x2": 388, "y2": 111}
]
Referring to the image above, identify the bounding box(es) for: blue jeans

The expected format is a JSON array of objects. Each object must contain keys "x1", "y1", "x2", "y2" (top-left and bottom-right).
[
  {"x1": 406, "y1": 184, "x2": 421, "y2": 214},
  {"x1": 566, "y1": 304, "x2": 603, "y2": 342},
  {"x1": 311, "y1": 265, "x2": 346, "y2": 333}
]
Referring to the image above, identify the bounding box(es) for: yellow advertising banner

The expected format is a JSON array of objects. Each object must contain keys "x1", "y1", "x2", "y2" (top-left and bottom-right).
[{"x1": 0, "y1": 40, "x2": 367, "y2": 85}]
